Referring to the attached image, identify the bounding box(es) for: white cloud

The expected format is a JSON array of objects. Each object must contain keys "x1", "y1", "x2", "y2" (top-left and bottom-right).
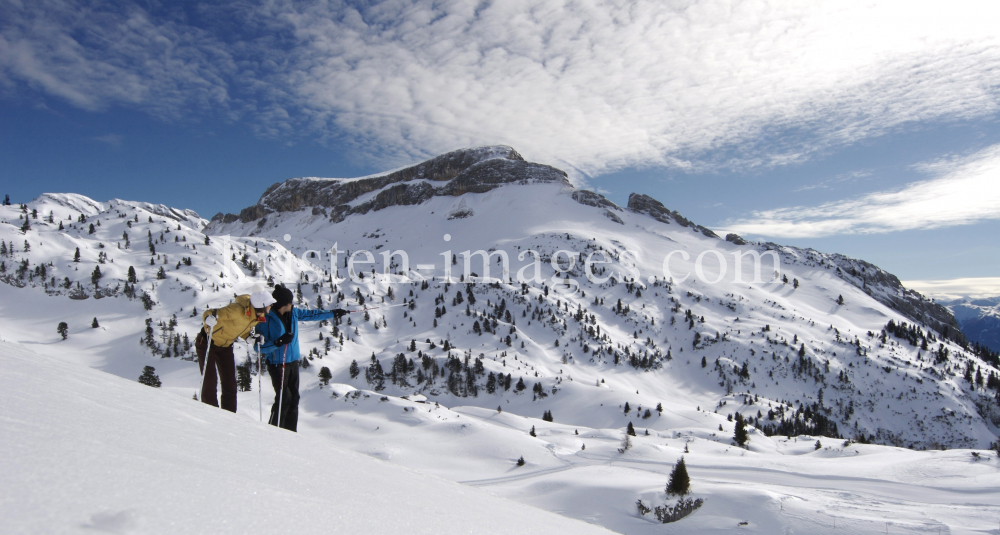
[
  {"x1": 253, "y1": 0, "x2": 1000, "y2": 174},
  {"x1": 902, "y1": 278, "x2": 1000, "y2": 300},
  {"x1": 2, "y1": 0, "x2": 1000, "y2": 176},
  {"x1": 721, "y1": 143, "x2": 1000, "y2": 238},
  {"x1": 0, "y1": 0, "x2": 233, "y2": 118},
  {"x1": 92, "y1": 133, "x2": 122, "y2": 147}
]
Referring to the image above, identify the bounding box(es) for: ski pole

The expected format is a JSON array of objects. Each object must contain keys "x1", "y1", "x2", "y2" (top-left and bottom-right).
[
  {"x1": 199, "y1": 315, "x2": 217, "y2": 400},
  {"x1": 276, "y1": 344, "x2": 288, "y2": 429},
  {"x1": 344, "y1": 303, "x2": 407, "y2": 313},
  {"x1": 257, "y1": 345, "x2": 263, "y2": 423}
]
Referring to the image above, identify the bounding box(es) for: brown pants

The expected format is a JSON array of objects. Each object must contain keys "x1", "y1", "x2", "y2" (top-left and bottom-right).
[{"x1": 198, "y1": 342, "x2": 237, "y2": 413}]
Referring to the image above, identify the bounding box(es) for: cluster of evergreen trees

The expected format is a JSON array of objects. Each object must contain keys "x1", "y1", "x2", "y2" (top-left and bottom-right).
[
  {"x1": 360, "y1": 349, "x2": 549, "y2": 400},
  {"x1": 758, "y1": 402, "x2": 840, "y2": 439}
]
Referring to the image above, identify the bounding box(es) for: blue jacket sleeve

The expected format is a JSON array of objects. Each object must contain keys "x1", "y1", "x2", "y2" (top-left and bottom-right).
[
  {"x1": 293, "y1": 308, "x2": 336, "y2": 323},
  {"x1": 257, "y1": 313, "x2": 286, "y2": 360}
]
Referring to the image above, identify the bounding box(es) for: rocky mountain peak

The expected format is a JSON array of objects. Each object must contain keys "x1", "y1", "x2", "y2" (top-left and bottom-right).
[{"x1": 211, "y1": 145, "x2": 569, "y2": 226}]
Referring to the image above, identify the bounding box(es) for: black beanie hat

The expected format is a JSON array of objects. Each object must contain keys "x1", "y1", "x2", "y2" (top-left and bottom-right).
[{"x1": 272, "y1": 284, "x2": 294, "y2": 309}]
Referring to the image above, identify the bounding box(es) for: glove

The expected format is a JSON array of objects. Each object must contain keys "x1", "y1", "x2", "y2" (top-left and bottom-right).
[
  {"x1": 275, "y1": 333, "x2": 294, "y2": 347},
  {"x1": 333, "y1": 309, "x2": 348, "y2": 318},
  {"x1": 204, "y1": 315, "x2": 218, "y2": 328}
]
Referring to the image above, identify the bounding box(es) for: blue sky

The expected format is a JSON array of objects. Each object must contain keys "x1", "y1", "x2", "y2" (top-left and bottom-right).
[{"x1": 1, "y1": 0, "x2": 998, "y2": 282}]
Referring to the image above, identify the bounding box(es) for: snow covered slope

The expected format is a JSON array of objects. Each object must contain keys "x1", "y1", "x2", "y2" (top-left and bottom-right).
[
  {"x1": 2, "y1": 147, "x2": 1000, "y2": 533},
  {"x1": 0, "y1": 339, "x2": 614, "y2": 535}
]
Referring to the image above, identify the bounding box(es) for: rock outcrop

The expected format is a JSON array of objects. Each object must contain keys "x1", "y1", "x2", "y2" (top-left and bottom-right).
[
  {"x1": 210, "y1": 146, "x2": 570, "y2": 226},
  {"x1": 626, "y1": 193, "x2": 719, "y2": 238}
]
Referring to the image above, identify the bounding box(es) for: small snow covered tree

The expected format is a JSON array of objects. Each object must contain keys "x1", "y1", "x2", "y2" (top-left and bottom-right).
[
  {"x1": 127, "y1": 265, "x2": 137, "y2": 283},
  {"x1": 73, "y1": 248, "x2": 81, "y2": 262},
  {"x1": 91, "y1": 317, "x2": 99, "y2": 328},
  {"x1": 91, "y1": 266, "x2": 102, "y2": 287},
  {"x1": 529, "y1": 425, "x2": 536, "y2": 437},
  {"x1": 138, "y1": 366, "x2": 161, "y2": 388},
  {"x1": 349, "y1": 359, "x2": 359, "y2": 379},
  {"x1": 627, "y1": 421, "x2": 637, "y2": 436},
  {"x1": 836, "y1": 294, "x2": 844, "y2": 305},
  {"x1": 516, "y1": 456, "x2": 525, "y2": 466},
  {"x1": 543, "y1": 410, "x2": 553, "y2": 422},
  {"x1": 618, "y1": 432, "x2": 632, "y2": 453},
  {"x1": 666, "y1": 457, "x2": 691, "y2": 496},
  {"x1": 624, "y1": 401, "x2": 631, "y2": 414},
  {"x1": 57, "y1": 322, "x2": 68, "y2": 340},
  {"x1": 156, "y1": 267, "x2": 166, "y2": 280}
]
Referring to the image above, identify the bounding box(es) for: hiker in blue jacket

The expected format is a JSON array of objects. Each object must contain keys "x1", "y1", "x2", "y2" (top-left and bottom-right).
[{"x1": 258, "y1": 284, "x2": 347, "y2": 431}]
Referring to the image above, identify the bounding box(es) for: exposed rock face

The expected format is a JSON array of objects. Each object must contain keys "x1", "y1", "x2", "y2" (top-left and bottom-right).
[
  {"x1": 626, "y1": 193, "x2": 720, "y2": 238},
  {"x1": 571, "y1": 190, "x2": 622, "y2": 211},
  {"x1": 725, "y1": 233, "x2": 747, "y2": 245},
  {"x1": 210, "y1": 146, "x2": 570, "y2": 225}
]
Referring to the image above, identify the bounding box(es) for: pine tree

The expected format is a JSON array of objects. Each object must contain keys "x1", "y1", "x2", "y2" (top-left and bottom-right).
[
  {"x1": 88, "y1": 223, "x2": 95, "y2": 234},
  {"x1": 57, "y1": 322, "x2": 68, "y2": 340},
  {"x1": 627, "y1": 421, "x2": 636, "y2": 436},
  {"x1": 127, "y1": 266, "x2": 137, "y2": 283},
  {"x1": 349, "y1": 360, "x2": 359, "y2": 379},
  {"x1": 73, "y1": 247, "x2": 81, "y2": 262},
  {"x1": 318, "y1": 366, "x2": 332, "y2": 386},
  {"x1": 543, "y1": 410, "x2": 553, "y2": 422},
  {"x1": 91, "y1": 317, "x2": 99, "y2": 328},
  {"x1": 666, "y1": 457, "x2": 691, "y2": 496},
  {"x1": 624, "y1": 401, "x2": 631, "y2": 414},
  {"x1": 836, "y1": 294, "x2": 845, "y2": 305},
  {"x1": 156, "y1": 267, "x2": 166, "y2": 280},
  {"x1": 91, "y1": 266, "x2": 102, "y2": 287},
  {"x1": 529, "y1": 425, "x2": 536, "y2": 437},
  {"x1": 733, "y1": 413, "x2": 749, "y2": 447},
  {"x1": 516, "y1": 456, "x2": 525, "y2": 466},
  {"x1": 236, "y1": 361, "x2": 252, "y2": 392},
  {"x1": 138, "y1": 366, "x2": 161, "y2": 387}
]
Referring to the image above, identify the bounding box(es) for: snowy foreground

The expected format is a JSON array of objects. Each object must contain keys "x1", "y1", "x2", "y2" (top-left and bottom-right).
[
  {"x1": 2, "y1": 339, "x2": 999, "y2": 535},
  {"x1": 0, "y1": 340, "x2": 613, "y2": 535}
]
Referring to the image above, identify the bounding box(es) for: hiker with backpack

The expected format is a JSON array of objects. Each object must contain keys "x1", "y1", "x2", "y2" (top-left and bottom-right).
[
  {"x1": 198, "y1": 284, "x2": 276, "y2": 413},
  {"x1": 258, "y1": 284, "x2": 347, "y2": 431}
]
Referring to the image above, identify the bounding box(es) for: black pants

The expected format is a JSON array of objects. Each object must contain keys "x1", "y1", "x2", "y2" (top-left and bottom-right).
[
  {"x1": 267, "y1": 361, "x2": 299, "y2": 432},
  {"x1": 198, "y1": 343, "x2": 237, "y2": 413}
]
